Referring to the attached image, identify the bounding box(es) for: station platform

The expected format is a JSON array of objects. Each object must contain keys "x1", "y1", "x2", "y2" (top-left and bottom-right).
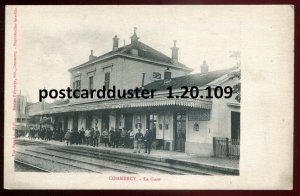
[{"x1": 16, "y1": 137, "x2": 239, "y2": 174}]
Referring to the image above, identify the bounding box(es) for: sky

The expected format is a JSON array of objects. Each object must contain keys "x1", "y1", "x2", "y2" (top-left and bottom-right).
[{"x1": 16, "y1": 6, "x2": 241, "y2": 102}]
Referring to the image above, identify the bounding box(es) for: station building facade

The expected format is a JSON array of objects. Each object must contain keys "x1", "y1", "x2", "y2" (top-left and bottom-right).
[{"x1": 29, "y1": 28, "x2": 240, "y2": 156}]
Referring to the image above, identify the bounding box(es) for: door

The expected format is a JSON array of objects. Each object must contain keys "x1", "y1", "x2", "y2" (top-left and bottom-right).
[
  {"x1": 101, "y1": 114, "x2": 109, "y2": 132},
  {"x1": 125, "y1": 114, "x2": 133, "y2": 131},
  {"x1": 174, "y1": 112, "x2": 186, "y2": 152},
  {"x1": 73, "y1": 113, "x2": 78, "y2": 131},
  {"x1": 231, "y1": 111, "x2": 240, "y2": 140},
  {"x1": 64, "y1": 116, "x2": 68, "y2": 131},
  {"x1": 86, "y1": 114, "x2": 92, "y2": 130}
]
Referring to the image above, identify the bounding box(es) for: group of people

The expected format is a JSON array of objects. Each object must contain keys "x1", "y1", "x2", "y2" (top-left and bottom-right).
[
  {"x1": 64, "y1": 128, "x2": 101, "y2": 147},
  {"x1": 27, "y1": 126, "x2": 154, "y2": 154},
  {"x1": 101, "y1": 128, "x2": 134, "y2": 148},
  {"x1": 133, "y1": 129, "x2": 153, "y2": 154},
  {"x1": 28, "y1": 127, "x2": 64, "y2": 141}
]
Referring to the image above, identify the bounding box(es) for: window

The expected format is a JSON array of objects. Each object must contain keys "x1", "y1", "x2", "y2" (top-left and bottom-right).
[
  {"x1": 89, "y1": 76, "x2": 94, "y2": 92},
  {"x1": 74, "y1": 80, "x2": 81, "y2": 97},
  {"x1": 75, "y1": 80, "x2": 81, "y2": 90},
  {"x1": 149, "y1": 114, "x2": 158, "y2": 131},
  {"x1": 104, "y1": 72, "x2": 110, "y2": 89}
]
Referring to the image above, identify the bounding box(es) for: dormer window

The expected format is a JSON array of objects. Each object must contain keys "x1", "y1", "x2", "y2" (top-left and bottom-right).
[{"x1": 131, "y1": 48, "x2": 138, "y2": 56}]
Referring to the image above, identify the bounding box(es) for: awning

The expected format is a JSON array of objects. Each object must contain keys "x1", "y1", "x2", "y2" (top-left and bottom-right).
[{"x1": 30, "y1": 97, "x2": 212, "y2": 116}]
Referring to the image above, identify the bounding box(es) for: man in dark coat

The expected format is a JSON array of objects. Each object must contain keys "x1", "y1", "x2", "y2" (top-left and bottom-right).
[
  {"x1": 102, "y1": 129, "x2": 109, "y2": 147},
  {"x1": 94, "y1": 128, "x2": 100, "y2": 147},
  {"x1": 144, "y1": 129, "x2": 153, "y2": 154},
  {"x1": 74, "y1": 129, "x2": 80, "y2": 145},
  {"x1": 109, "y1": 128, "x2": 114, "y2": 147},
  {"x1": 90, "y1": 128, "x2": 95, "y2": 146},
  {"x1": 113, "y1": 129, "x2": 121, "y2": 148},
  {"x1": 80, "y1": 128, "x2": 85, "y2": 145},
  {"x1": 70, "y1": 129, "x2": 75, "y2": 145},
  {"x1": 59, "y1": 128, "x2": 63, "y2": 142}
]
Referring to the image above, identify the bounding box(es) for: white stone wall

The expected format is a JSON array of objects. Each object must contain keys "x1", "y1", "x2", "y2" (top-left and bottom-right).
[
  {"x1": 69, "y1": 57, "x2": 190, "y2": 104},
  {"x1": 185, "y1": 78, "x2": 241, "y2": 155}
]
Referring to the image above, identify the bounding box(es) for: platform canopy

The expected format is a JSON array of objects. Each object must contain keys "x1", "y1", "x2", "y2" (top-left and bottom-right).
[{"x1": 30, "y1": 97, "x2": 212, "y2": 116}]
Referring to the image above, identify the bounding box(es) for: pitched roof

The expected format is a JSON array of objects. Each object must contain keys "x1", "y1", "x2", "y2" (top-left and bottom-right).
[
  {"x1": 69, "y1": 41, "x2": 192, "y2": 72},
  {"x1": 143, "y1": 67, "x2": 236, "y2": 91}
]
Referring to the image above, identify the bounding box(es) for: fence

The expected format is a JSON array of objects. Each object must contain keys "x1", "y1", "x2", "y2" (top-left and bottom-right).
[{"x1": 213, "y1": 137, "x2": 240, "y2": 159}]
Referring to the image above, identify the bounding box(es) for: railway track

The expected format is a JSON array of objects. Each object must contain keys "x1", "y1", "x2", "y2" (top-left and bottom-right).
[
  {"x1": 15, "y1": 159, "x2": 50, "y2": 172},
  {"x1": 46, "y1": 147, "x2": 211, "y2": 175},
  {"x1": 16, "y1": 139, "x2": 238, "y2": 175},
  {"x1": 16, "y1": 150, "x2": 137, "y2": 173}
]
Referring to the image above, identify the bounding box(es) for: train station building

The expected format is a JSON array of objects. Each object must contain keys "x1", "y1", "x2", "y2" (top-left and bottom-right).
[{"x1": 28, "y1": 28, "x2": 240, "y2": 156}]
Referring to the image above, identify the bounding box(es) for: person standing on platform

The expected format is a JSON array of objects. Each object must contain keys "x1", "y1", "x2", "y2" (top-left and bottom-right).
[
  {"x1": 80, "y1": 128, "x2": 85, "y2": 145},
  {"x1": 94, "y1": 128, "x2": 100, "y2": 147},
  {"x1": 85, "y1": 128, "x2": 90, "y2": 146},
  {"x1": 41, "y1": 128, "x2": 44, "y2": 140},
  {"x1": 46, "y1": 128, "x2": 52, "y2": 141},
  {"x1": 113, "y1": 129, "x2": 120, "y2": 148},
  {"x1": 144, "y1": 129, "x2": 153, "y2": 154},
  {"x1": 69, "y1": 129, "x2": 75, "y2": 145},
  {"x1": 121, "y1": 128, "x2": 127, "y2": 148},
  {"x1": 109, "y1": 128, "x2": 115, "y2": 147},
  {"x1": 58, "y1": 128, "x2": 63, "y2": 142},
  {"x1": 62, "y1": 129, "x2": 66, "y2": 142},
  {"x1": 102, "y1": 129, "x2": 109, "y2": 147},
  {"x1": 128, "y1": 129, "x2": 135, "y2": 149},
  {"x1": 133, "y1": 129, "x2": 143, "y2": 153},
  {"x1": 74, "y1": 129, "x2": 80, "y2": 145},
  {"x1": 65, "y1": 129, "x2": 71, "y2": 146},
  {"x1": 90, "y1": 128, "x2": 95, "y2": 146}
]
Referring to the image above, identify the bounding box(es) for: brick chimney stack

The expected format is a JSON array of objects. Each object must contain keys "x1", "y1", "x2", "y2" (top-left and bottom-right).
[
  {"x1": 112, "y1": 35, "x2": 119, "y2": 51},
  {"x1": 89, "y1": 50, "x2": 96, "y2": 61},
  {"x1": 201, "y1": 60, "x2": 209, "y2": 74},
  {"x1": 171, "y1": 40, "x2": 179, "y2": 65},
  {"x1": 130, "y1": 27, "x2": 139, "y2": 44},
  {"x1": 130, "y1": 27, "x2": 139, "y2": 56}
]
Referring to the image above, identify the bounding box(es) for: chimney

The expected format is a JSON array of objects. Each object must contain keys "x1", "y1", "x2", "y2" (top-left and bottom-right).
[
  {"x1": 130, "y1": 27, "x2": 139, "y2": 56},
  {"x1": 201, "y1": 60, "x2": 209, "y2": 74},
  {"x1": 112, "y1": 35, "x2": 119, "y2": 51},
  {"x1": 141, "y1": 73, "x2": 145, "y2": 87},
  {"x1": 130, "y1": 27, "x2": 139, "y2": 44},
  {"x1": 89, "y1": 50, "x2": 96, "y2": 61},
  {"x1": 171, "y1": 40, "x2": 179, "y2": 65}
]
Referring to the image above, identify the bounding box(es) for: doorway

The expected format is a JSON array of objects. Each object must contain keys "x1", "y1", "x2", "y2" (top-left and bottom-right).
[
  {"x1": 231, "y1": 111, "x2": 240, "y2": 140},
  {"x1": 64, "y1": 116, "x2": 68, "y2": 131},
  {"x1": 86, "y1": 113, "x2": 92, "y2": 130},
  {"x1": 73, "y1": 113, "x2": 78, "y2": 131},
  {"x1": 124, "y1": 114, "x2": 133, "y2": 131},
  {"x1": 101, "y1": 113, "x2": 109, "y2": 132},
  {"x1": 174, "y1": 112, "x2": 186, "y2": 152}
]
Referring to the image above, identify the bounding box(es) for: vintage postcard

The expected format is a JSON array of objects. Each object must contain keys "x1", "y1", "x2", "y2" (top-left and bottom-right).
[{"x1": 4, "y1": 5, "x2": 293, "y2": 189}]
